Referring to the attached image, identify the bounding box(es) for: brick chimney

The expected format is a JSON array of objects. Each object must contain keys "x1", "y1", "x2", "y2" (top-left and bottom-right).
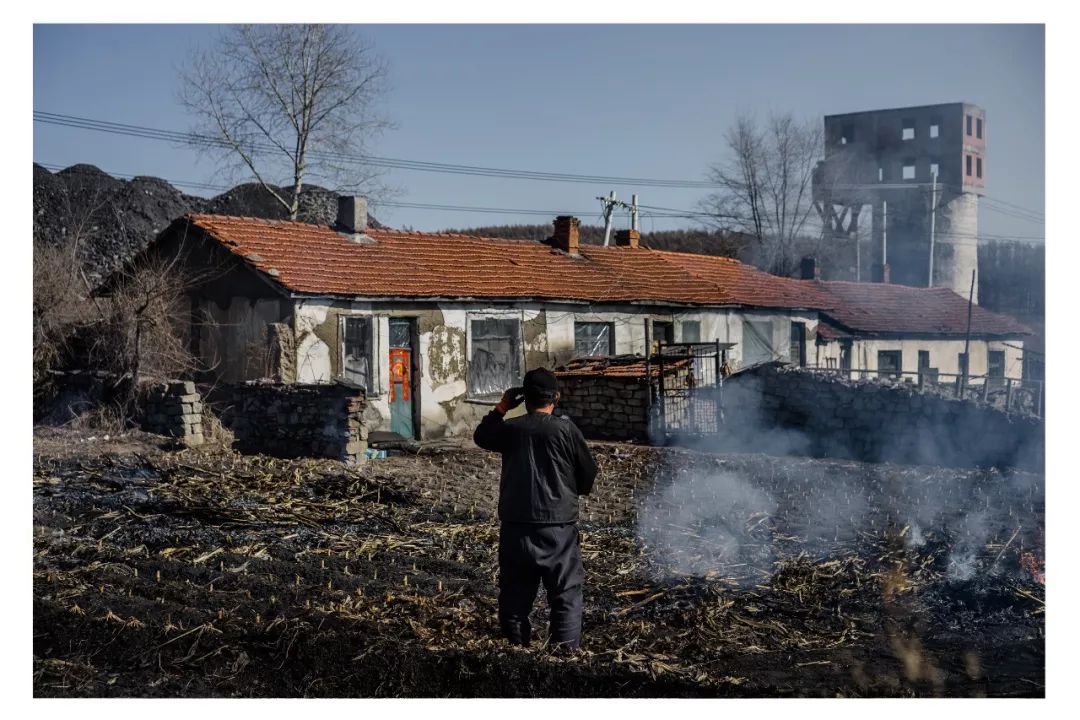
[
  {"x1": 336, "y1": 196, "x2": 369, "y2": 242},
  {"x1": 551, "y1": 215, "x2": 581, "y2": 255},
  {"x1": 800, "y1": 256, "x2": 819, "y2": 280},
  {"x1": 614, "y1": 229, "x2": 640, "y2": 248}
]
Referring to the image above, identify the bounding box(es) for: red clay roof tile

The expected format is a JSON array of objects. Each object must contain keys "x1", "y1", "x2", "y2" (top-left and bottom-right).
[
  {"x1": 182, "y1": 214, "x2": 1030, "y2": 338},
  {"x1": 815, "y1": 281, "x2": 1031, "y2": 337},
  {"x1": 183, "y1": 213, "x2": 831, "y2": 308}
]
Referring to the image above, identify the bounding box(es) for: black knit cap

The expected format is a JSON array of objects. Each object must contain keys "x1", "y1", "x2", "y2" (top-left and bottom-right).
[{"x1": 523, "y1": 367, "x2": 559, "y2": 403}]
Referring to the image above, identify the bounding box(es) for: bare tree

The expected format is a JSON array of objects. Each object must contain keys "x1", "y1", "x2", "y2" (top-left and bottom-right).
[
  {"x1": 180, "y1": 24, "x2": 392, "y2": 220},
  {"x1": 700, "y1": 112, "x2": 823, "y2": 276}
]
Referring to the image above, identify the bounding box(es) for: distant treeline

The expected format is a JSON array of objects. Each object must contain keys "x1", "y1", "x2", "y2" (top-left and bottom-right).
[{"x1": 978, "y1": 240, "x2": 1045, "y2": 322}]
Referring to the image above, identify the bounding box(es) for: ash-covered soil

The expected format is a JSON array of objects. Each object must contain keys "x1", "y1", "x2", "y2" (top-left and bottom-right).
[{"x1": 33, "y1": 430, "x2": 1044, "y2": 697}]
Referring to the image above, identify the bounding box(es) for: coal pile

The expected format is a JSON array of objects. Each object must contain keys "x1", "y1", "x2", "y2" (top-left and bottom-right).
[
  {"x1": 33, "y1": 433, "x2": 1043, "y2": 697},
  {"x1": 33, "y1": 163, "x2": 383, "y2": 283}
]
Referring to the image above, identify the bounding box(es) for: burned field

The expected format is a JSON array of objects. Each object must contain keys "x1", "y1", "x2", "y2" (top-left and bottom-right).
[{"x1": 33, "y1": 431, "x2": 1044, "y2": 697}]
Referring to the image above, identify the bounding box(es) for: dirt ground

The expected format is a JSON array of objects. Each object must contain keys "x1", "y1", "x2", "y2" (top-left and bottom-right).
[{"x1": 33, "y1": 428, "x2": 1044, "y2": 697}]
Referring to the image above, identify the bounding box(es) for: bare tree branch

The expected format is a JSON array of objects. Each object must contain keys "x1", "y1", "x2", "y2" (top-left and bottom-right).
[
  {"x1": 700, "y1": 112, "x2": 825, "y2": 276},
  {"x1": 178, "y1": 24, "x2": 392, "y2": 221}
]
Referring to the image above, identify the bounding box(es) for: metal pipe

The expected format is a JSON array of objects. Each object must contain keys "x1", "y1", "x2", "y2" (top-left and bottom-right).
[
  {"x1": 928, "y1": 171, "x2": 938, "y2": 287},
  {"x1": 960, "y1": 269, "x2": 976, "y2": 399},
  {"x1": 882, "y1": 199, "x2": 888, "y2": 267},
  {"x1": 601, "y1": 190, "x2": 616, "y2": 247}
]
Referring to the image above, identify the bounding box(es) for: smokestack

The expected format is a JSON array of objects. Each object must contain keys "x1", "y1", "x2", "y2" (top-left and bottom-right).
[
  {"x1": 551, "y1": 216, "x2": 581, "y2": 255},
  {"x1": 614, "y1": 229, "x2": 640, "y2": 248},
  {"x1": 337, "y1": 196, "x2": 369, "y2": 241},
  {"x1": 800, "y1": 256, "x2": 820, "y2": 280}
]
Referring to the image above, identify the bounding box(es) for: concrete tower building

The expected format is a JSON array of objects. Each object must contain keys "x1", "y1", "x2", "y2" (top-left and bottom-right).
[{"x1": 812, "y1": 102, "x2": 986, "y2": 299}]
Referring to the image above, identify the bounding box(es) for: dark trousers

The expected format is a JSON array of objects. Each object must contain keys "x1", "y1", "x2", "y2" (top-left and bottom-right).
[{"x1": 498, "y1": 522, "x2": 584, "y2": 650}]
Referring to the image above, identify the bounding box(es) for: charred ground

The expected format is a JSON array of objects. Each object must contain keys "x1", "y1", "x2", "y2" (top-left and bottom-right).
[{"x1": 33, "y1": 430, "x2": 1044, "y2": 697}]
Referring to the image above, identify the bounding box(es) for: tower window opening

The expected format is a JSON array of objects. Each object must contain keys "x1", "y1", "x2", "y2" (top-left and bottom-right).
[
  {"x1": 976, "y1": 157, "x2": 983, "y2": 178},
  {"x1": 901, "y1": 118, "x2": 915, "y2": 141},
  {"x1": 976, "y1": 117, "x2": 983, "y2": 139},
  {"x1": 966, "y1": 155, "x2": 973, "y2": 177},
  {"x1": 902, "y1": 160, "x2": 916, "y2": 180},
  {"x1": 966, "y1": 114, "x2": 973, "y2": 136}
]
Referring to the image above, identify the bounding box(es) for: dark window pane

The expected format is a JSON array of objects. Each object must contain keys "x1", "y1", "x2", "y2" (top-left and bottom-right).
[
  {"x1": 343, "y1": 316, "x2": 373, "y2": 390},
  {"x1": 966, "y1": 114, "x2": 973, "y2": 136},
  {"x1": 651, "y1": 321, "x2": 673, "y2": 353},
  {"x1": 877, "y1": 350, "x2": 902, "y2": 379},
  {"x1": 469, "y1": 318, "x2": 521, "y2": 399},
  {"x1": 389, "y1": 319, "x2": 411, "y2": 348},
  {"x1": 988, "y1": 351, "x2": 1005, "y2": 378},
  {"x1": 789, "y1": 322, "x2": 806, "y2": 367},
  {"x1": 976, "y1": 117, "x2": 983, "y2": 139}
]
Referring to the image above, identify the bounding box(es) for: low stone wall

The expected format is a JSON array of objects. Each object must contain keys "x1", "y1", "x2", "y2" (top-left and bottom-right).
[
  {"x1": 142, "y1": 381, "x2": 204, "y2": 446},
  {"x1": 229, "y1": 383, "x2": 368, "y2": 464},
  {"x1": 723, "y1": 363, "x2": 1044, "y2": 471},
  {"x1": 557, "y1": 376, "x2": 651, "y2": 441}
]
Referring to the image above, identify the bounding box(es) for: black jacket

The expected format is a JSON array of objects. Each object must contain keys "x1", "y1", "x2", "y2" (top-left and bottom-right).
[{"x1": 474, "y1": 410, "x2": 597, "y2": 524}]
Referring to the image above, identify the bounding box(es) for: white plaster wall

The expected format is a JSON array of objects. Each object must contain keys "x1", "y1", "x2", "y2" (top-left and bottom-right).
[
  {"x1": 294, "y1": 300, "x2": 333, "y2": 383},
  {"x1": 719, "y1": 310, "x2": 818, "y2": 367},
  {"x1": 288, "y1": 297, "x2": 1023, "y2": 440}
]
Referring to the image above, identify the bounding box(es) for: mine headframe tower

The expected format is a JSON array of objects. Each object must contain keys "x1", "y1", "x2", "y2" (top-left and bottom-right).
[{"x1": 812, "y1": 102, "x2": 987, "y2": 299}]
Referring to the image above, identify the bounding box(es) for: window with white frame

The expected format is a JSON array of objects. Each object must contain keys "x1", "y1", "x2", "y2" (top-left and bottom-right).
[
  {"x1": 342, "y1": 316, "x2": 374, "y2": 391},
  {"x1": 468, "y1": 317, "x2": 522, "y2": 400},
  {"x1": 574, "y1": 321, "x2": 615, "y2": 357}
]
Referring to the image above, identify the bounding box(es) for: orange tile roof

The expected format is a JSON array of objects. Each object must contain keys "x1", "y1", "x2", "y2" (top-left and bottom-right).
[
  {"x1": 554, "y1": 356, "x2": 690, "y2": 379},
  {"x1": 182, "y1": 214, "x2": 832, "y2": 308},
  {"x1": 180, "y1": 214, "x2": 1032, "y2": 339},
  {"x1": 815, "y1": 281, "x2": 1032, "y2": 338}
]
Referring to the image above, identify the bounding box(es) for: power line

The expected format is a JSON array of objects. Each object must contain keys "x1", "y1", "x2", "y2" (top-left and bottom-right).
[
  {"x1": 34, "y1": 111, "x2": 722, "y2": 189},
  {"x1": 38, "y1": 110, "x2": 1048, "y2": 228},
  {"x1": 827, "y1": 180, "x2": 1044, "y2": 221},
  {"x1": 34, "y1": 161, "x2": 683, "y2": 223}
]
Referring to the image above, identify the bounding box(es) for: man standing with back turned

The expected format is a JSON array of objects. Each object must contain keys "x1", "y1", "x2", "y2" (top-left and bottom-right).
[{"x1": 473, "y1": 368, "x2": 597, "y2": 653}]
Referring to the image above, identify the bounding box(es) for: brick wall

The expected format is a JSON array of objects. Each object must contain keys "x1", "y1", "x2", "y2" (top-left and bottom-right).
[
  {"x1": 229, "y1": 383, "x2": 368, "y2": 464},
  {"x1": 723, "y1": 364, "x2": 1043, "y2": 471},
  {"x1": 557, "y1": 376, "x2": 651, "y2": 441}
]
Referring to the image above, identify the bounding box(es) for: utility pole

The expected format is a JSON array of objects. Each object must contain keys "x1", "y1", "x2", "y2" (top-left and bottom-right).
[
  {"x1": 855, "y1": 227, "x2": 860, "y2": 282},
  {"x1": 598, "y1": 191, "x2": 617, "y2": 246},
  {"x1": 882, "y1": 199, "x2": 888, "y2": 268},
  {"x1": 959, "y1": 268, "x2": 976, "y2": 399},
  {"x1": 928, "y1": 171, "x2": 938, "y2": 287}
]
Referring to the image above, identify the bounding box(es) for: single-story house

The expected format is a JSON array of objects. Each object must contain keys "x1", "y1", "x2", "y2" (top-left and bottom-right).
[
  {"x1": 810, "y1": 280, "x2": 1031, "y2": 382},
  {"x1": 149, "y1": 195, "x2": 1031, "y2": 440}
]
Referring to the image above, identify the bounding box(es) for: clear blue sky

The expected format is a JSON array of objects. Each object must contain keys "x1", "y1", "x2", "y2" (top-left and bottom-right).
[{"x1": 33, "y1": 23, "x2": 1044, "y2": 239}]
